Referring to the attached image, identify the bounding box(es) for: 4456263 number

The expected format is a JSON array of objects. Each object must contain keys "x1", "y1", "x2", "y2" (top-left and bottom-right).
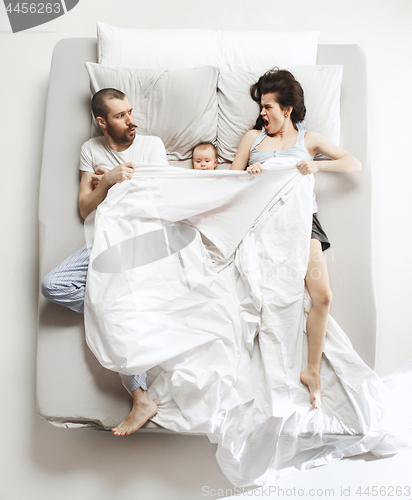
[
  {"x1": 356, "y1": 485, "x2": 411, "y2": 496},
  {"x1": 5, "y1": 3, "x2": 61, "y2": 14}
]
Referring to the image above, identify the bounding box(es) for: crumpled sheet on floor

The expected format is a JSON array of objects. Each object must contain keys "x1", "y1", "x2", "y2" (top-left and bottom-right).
[{"x1": 84, "y1": 158, "x2": 412, "y2": 487}]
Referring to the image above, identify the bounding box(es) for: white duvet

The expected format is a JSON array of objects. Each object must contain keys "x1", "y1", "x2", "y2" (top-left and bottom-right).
[{"x1": 84, "y1": 158, "x2": 412, "y2": 487}]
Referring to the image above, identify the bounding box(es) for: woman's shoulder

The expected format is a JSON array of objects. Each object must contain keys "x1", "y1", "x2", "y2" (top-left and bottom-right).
[
  {"x1": 234, "y1": 128, "x2": 262, "y2": 150},
  {"x1": 245, "y1": 128, "x2": 262, "y2": 138},
  {"x1": 304, "y1": 129, "x2": 316, "y2": 138},
  {"x1": 304, "y1": 130, "x2": 338, "y2": 157},
  {"x1": 304, "y1": 130, "x2": 328, "y2": 146},
  {"x1": 241, "y1": 128, "x2": 262, "y2": 146}
]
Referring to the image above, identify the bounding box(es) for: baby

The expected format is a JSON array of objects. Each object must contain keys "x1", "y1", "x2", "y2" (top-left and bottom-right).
[{"x1": 192, "y1": 141, "x2": 218, "y2": 170}]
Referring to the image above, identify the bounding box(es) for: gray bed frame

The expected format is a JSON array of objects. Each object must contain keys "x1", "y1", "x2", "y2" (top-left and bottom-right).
[{"x1": 37, "y1": 38, "x2": 374, "y2": 431}]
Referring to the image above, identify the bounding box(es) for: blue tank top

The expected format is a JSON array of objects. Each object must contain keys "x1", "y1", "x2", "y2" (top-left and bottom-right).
[{"x1": 249, "y1": 121, "x2": 317, "y2": 212}]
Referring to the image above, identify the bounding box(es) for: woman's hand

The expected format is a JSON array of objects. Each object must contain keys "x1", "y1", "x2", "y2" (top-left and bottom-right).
[
  {"x1": 246, "y1": 162, "x2": 263, "y2": 174},
  {"x1": 91, "y1": 167, "x2": 109, "y2": 189},
  {"x1": 296, "y1": 160, "x2": 319, "y2": 175}
]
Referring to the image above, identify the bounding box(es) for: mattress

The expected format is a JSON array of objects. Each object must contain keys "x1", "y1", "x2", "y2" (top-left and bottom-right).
[{"x1": 37, "y1": 38, "x2": 374, "y2": 432}]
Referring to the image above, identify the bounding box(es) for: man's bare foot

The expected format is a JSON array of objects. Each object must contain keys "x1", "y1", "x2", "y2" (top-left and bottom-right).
[
  {"x1": 112, "y1": 388, "x2": 158, "y2": 436},
  {"x1": 300, "y1": 368, "x2": 321, "y2": 409}
]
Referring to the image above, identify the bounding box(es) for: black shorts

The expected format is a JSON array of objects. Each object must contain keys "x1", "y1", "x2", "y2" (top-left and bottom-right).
[{"x1": 311, "y1": 213, "x2": 331, "y2": 251}]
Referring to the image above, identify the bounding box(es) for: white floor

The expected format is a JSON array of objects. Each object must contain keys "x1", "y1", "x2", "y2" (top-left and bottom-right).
[
  {"x1": 225, "y1": 451, "x2": 412, "y2": 499},
  {"x1": 3, "y1": 411, "x2": 412, "y2": 500}
]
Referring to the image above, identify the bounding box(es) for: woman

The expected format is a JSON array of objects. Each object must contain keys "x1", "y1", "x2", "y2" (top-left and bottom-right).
[{"x1": 230, "y1": 68, "x2": 361, "y2": 409}]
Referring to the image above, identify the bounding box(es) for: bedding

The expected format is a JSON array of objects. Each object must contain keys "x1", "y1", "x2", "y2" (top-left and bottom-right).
[
  {"x1": 86, "y1": 63, "x2": 219, "y2": 165},
  {"x1": 84, "y1": 158, "x2": 412, "y2": 486},
  {"x1": 85, "y1": 62, "x2": 342, "y2": 167},
  {"x1": 97, "y1": 22, "x2": 320, "y2": 71},
  {"x1": 38, "y1": 36, "x2": 378, "y2": 462}
]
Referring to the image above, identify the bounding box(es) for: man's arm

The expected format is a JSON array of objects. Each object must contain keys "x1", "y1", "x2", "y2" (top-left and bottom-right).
[
  {"x1": 78, "y1": 162, "x2": 135, "y2": 219},
  {"x1": 90, "y1": 167, "x2": 109, "y2": 189}
]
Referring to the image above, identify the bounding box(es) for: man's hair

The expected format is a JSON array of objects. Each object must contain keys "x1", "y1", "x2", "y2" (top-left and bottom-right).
[
  {"x1": 191, "y1": 141, "x2": 218, "y2": 160},
  {"x1": 91, "y1": 88, "x2": 127, "y2": 120}
]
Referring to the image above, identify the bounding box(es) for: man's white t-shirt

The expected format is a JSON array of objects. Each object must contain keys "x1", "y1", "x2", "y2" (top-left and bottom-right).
[{"x1": 79, "y1": 135, "x2": 168, "y2": 172}]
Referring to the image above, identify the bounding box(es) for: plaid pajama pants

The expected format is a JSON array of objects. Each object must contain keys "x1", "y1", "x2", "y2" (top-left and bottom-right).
[{"x1": 41, "y1": 240, "x2": 147, "y2": 391}]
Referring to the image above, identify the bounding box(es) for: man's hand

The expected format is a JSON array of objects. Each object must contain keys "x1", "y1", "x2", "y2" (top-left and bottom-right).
[
  {"x1": 91, "y1": 167, "x2": 109, "y2": 190},
  {"x1": 296, "y1": 160, "x2": 320, "y2": 175},
  {"x1": 105, "y1": 162, "x2": 135, "y2": 185},
  {"x1": 246, "y1": 162, "x2": 263, "y2": 174},
  {"x1": 79, "y1": 162, "x2": 135, "y2": 219}
]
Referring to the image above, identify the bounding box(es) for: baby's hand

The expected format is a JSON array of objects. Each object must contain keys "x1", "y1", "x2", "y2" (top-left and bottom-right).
[
  {"x1": 247, "y1": 163, "x2": 263, "y2": 174},
  {"x1": 296, "y1": 160, "x2": 319, "y2": 175}
]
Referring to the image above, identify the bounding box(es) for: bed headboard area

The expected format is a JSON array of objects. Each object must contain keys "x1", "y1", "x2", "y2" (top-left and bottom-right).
[{"x1": 37, "y1": 27, "x2": 374, "y2": 431}]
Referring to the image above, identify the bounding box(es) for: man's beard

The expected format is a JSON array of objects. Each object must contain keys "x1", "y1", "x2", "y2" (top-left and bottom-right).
[{"x1": 107, "y1": 123, "x2": 136, "y2": 145}]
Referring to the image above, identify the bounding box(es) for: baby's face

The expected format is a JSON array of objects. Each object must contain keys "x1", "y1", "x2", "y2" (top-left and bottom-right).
[{"x1": 192, "y1": 146, "x2": 218, "y2": 170}]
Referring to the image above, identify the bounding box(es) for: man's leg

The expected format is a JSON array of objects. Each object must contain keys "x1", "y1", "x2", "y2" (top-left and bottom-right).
[
  {"x1": 42, "y1": 243, "x2": 154, "y2": 432},
  {"x1": 112, "y1": 373, "x2": 158, "y2": 436},
  {"x1": 41, "y1": 241, "x2": 92, "y2": 313}
]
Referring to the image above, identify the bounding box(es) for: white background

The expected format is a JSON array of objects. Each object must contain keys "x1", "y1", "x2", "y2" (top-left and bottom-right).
[{"x1": 0, "y1": 1, "x2": 411, "y2": 499}]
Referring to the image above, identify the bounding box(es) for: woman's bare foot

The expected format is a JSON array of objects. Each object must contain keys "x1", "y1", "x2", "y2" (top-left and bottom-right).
[
  {"x1": 112, "y1": 388, "x2": 158, "y2": 436},
  {"x1": 300, "y1": 368, "x2": 321, "y2": 409}
]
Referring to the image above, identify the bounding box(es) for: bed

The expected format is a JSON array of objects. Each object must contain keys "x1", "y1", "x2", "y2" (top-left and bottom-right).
[{"x1": 37, "y1": 26, "x2": 378, "y2": 484}]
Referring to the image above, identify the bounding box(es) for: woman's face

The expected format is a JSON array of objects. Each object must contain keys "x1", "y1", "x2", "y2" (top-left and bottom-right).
[{"x1": 260, "y1": 93, "x2": 291, "y2": 136}]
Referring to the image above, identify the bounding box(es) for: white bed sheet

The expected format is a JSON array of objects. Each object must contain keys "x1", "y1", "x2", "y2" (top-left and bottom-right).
[{"x1": 84, "y1": 159, "x2": 412, "y2": 486}]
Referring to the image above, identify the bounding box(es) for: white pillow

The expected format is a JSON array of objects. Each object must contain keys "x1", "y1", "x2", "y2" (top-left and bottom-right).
[
  {"x1": 97, "y1": 22, "x2": 319, "y2": 72},
  {"x1": 217, "y1": 65, "x2": 343, "y2": 162},
  {"x1": 85, "y1": 63, "x2": 219, "y2": 162}
]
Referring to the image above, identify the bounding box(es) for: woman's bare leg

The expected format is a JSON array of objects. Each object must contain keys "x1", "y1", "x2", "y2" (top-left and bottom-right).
[
  {"x1": 300, "y1": 239, "x2": 332, "y2": 409},
  {"x1": 112, "y1": 388, "x2": 158, "y2": 436}
]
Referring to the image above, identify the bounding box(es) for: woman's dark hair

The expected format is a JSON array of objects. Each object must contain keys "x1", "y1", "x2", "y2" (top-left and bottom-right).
[{"x1": 250, "y1": 68, "x2": 306, "y2": 130}]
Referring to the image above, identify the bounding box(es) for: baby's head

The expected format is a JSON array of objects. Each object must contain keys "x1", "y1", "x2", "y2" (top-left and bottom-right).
[{"x1": 192, "y1": 142, "x2": 218, "y2": 170}]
